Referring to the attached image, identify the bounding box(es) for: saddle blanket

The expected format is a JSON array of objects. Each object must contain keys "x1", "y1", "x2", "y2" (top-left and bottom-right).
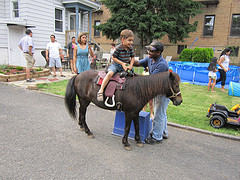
[{"x1": 96, "y1": 71, "x2": 126, "y2": 97}]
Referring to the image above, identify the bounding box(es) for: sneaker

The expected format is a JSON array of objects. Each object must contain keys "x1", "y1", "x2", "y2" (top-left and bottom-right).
[
  {"x1": 145, "y1": 137, "x2": 162, "y2": 145},
  {"x1": 26, "y1": 79, "x2": 35, "y2": 82},
  {"x1": 97, "y1": 92, "x2": 104, "y2": 101},
  {"x1": 163, "y1": 132, "x2": 168, "y2": 139}
]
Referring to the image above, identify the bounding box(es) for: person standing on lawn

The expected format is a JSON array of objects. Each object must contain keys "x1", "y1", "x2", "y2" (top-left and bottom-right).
[
  {"x1": 134, "y1": 41, "x2": 169, "y2": 144},
  {"x1": 216, "y1": 48, "x2": 231, "y2": 91},
  {"x1": 46, "y1": 34, "x2": 65, "y2": 77},
  {"x1": 18, "y1": 29, "x2": 36, "y2": 82},
  {"x1": 207, "y1": 57, "x2": 218, "y2": 92}
]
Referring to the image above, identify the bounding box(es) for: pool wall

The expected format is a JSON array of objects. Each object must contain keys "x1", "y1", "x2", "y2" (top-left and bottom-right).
[{"x1": 168, "y1": 61, "x2": 240, "y2": 85}]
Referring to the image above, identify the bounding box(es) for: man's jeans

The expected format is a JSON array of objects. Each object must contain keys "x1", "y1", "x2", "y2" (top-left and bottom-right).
[{"x1": 152, "y1": 95, "x2": 170, "y2": 140}]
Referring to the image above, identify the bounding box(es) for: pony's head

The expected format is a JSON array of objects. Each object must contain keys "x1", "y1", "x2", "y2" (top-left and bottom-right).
[{"x1": 167, "y1": 72, "x2": 182, "y2": 106}]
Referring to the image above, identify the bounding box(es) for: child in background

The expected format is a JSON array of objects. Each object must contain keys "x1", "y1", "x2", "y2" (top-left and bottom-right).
[{"x1": 207, "y1": 57, "x2": 218, "y2": 92}]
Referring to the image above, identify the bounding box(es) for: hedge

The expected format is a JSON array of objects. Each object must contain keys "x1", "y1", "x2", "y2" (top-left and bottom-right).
[{"x1": 179, "y1": 47, "x2": 213, "y2": 63}]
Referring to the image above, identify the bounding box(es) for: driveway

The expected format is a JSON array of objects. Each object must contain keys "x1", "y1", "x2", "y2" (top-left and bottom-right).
[{"x1": 0, "y1": 83, "x2": 239, "y2": 179}]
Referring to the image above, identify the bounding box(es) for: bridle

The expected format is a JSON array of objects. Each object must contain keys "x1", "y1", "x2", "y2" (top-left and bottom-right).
[{"x1": 168, "y1": 80, "x2": 181, "y2": 99}]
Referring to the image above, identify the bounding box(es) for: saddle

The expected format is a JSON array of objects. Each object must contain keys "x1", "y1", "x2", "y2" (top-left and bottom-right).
[{"x1": 96, "y1": 71, "x2": 126, "y2": 98}]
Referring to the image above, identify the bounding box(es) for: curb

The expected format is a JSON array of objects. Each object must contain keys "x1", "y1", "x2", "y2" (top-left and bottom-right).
[{"x1": 168, "y1": 122, "x2": 240, "y2": 142}]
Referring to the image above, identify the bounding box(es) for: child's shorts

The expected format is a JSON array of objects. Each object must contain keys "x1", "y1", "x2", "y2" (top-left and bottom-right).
[
  {"x1": 209, "y1": 75, "x2": 216, "y2": 79},
  {"x1": 108, "y1": 63, "x2": 124, "y2": 74}
]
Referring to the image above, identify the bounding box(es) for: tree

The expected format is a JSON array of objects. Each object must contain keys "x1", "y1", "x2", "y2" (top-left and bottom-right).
[{"x1": 96, "y1": 0, "x2": 203, "y2": 56}]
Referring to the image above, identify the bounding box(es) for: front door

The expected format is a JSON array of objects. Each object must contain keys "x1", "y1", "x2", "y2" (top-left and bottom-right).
[{"x1": 8, "y1": 26, "x2": 25, "y2": 66}]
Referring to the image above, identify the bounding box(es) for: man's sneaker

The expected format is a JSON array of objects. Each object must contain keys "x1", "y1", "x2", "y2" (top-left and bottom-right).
[
  {"x1": 145, "y1": 137, "x2": 162, "y2": 145},
  {"x1": 163, "y1": 132, "x2": 168, "y2": 139},
  {"x1": 26, "y1": 79, "x2": 35, "y2": 82}
]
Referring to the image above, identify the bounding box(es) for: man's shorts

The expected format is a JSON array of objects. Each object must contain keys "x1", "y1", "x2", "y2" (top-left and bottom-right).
[
  {"x1": 49, "y1": 57, "x2": 62, "y2": 68},
  {"x1": 209, "y1": 75, "x2": 216, "y2": 79},
  {"x1": 23, "y1": 53, "x2": 35, "y2": 69},
  {"x1": 108, "y1": 63, "x2": 124, "y2": 74}
]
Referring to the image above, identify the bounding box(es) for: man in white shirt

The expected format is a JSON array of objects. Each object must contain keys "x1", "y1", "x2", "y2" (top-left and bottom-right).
[
  {"x1": 46, "y1": 35, "x2": 65, "y2": 77},
  {"x1": 18, "y1": 29, "x2": 36, "y2": 82}
]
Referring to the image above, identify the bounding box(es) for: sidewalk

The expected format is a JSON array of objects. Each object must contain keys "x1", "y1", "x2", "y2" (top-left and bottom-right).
[{"x1": 7, "y1": 69, "x2": 75, "y2": 89}]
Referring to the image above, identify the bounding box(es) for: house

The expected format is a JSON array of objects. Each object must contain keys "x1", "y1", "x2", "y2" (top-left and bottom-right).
[
  {"x1": 90, "y1": 0, "x2": 240, "y2": 64},
  {"x1": 0, "y1": 0, "x2": 100, "y2": 67}
]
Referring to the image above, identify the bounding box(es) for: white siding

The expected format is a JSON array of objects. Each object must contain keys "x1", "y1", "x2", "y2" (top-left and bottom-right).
[
  {"x1": 0, "y1": 0, "x2": 4, "y2": 18},
  {"x1": 0, "y1": 24, "x2": 8, "y2": 48},
  {"x1": 0, "y1": 48, "x2": 9, "y2": 65},
  {"x1": 4, "y1": 0, "x2": 11, "y2": 19},
  {"x1": 19, "y1": 0, "x2": 66, "y2": 49}
]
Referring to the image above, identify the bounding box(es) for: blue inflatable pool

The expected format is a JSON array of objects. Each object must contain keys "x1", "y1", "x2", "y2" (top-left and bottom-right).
[{"x1": 168, "y1": 61, "x2": 240, "y2": 88}]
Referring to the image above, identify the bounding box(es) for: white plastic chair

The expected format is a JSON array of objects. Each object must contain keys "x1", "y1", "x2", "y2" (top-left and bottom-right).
[{"x1": 166, "y1": 56, "x2": 172, "y2": 63}]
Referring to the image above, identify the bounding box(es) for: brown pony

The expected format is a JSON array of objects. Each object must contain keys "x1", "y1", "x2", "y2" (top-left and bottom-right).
[{"x1": 65, "y1": 70, "x2": 182, "y2": 150}]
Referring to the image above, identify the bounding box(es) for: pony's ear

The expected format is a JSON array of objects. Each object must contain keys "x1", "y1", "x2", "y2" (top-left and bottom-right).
[{"x1": 169, "y1": 72, "x2": 175, "y2": 81}]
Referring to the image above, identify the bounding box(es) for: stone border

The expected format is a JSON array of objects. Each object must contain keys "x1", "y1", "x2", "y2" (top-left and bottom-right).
[{"x1": 0, "y1": 68, "x2": 51, "y2": 82}]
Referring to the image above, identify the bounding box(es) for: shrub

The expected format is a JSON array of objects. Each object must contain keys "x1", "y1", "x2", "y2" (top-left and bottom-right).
[
  {"x1": 179, "y1": 49, "x2": 193, "y2": 62},
  {"x1": 192, "y1": 47, "x2": 213, "y2": 63},
  {"x1": 16, "y1": 66, "x2": 23, "y2": 71}
]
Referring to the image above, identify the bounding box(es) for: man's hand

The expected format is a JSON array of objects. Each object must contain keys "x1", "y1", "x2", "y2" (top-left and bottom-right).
[{"x1": 127, "y1": 65, "x2": 133, "y2": 70}]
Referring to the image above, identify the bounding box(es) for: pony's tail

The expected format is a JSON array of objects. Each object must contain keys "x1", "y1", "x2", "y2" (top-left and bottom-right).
[{"x1": 65, "y1": 75, "x2": 77, "y2": 119}]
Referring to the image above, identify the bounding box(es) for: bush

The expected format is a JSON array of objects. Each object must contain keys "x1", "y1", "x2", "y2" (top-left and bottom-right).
[
  {"x1": 192, "y1": 47, "x2": 213, "y2": 63},
  {"x1": 16, "y1": 66, "x2": 23, "y2": 71},
  {"x1": 179, "y1": 49, "x2": 193, "y2": 61}
]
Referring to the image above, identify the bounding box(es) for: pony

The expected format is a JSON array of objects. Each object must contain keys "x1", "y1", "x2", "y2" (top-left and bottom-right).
[{"x1": 65, "y1": 70, "x2": 182, "y2": 150}]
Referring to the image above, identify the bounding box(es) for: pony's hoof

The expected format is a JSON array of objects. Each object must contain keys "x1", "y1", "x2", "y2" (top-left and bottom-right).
[
  {"x1": 79, "y1": 127, "x2": 85, "y2": 131},
  {"x1": 87, "y1": 134, "x2": 95, "y2": 139},
  {"x1": 124, "y1": 146, "x2": 132, "y2": 151},
  {"x1": 136, "y1": 143, "x2": 144, "y2": 148}
]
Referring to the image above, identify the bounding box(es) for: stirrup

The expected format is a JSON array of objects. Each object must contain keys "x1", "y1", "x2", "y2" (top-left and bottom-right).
[{"x1": 105, "y1": 95, "x2": 115, "y2": 107}]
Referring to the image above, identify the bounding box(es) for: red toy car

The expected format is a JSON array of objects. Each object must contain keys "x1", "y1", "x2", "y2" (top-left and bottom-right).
[{"x1": 206, "y1": 103, "x2": 240, "y2": 128}]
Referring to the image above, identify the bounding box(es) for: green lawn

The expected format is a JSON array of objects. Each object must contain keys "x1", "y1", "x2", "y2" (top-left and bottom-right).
[{"x1": 37, "y1": 79, "x2": 240, "y2": 136}]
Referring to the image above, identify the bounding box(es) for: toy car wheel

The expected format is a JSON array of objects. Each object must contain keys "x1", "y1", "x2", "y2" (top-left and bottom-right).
[{"x1": 210, "y1": 115, "x2": 226, "y2": 128}]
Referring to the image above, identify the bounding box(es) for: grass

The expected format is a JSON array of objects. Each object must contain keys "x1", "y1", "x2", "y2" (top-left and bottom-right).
[{"x1": 37, "y1": 79, "x2": 240, "y2": 137}]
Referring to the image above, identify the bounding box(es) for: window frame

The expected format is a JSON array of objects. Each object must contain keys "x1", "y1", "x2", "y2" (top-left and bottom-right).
[
  {"x1": 54, "y1": 6, "x2": 65, "y2": 34},
  {"x1": 10, "y1": 0, "x2": 19, "y2": 18},
  {"x1": 230, "y1": 14, "x2": 240, "y2": 36},
  {"x1": 177, "y1": 45, "x2": 187, "y2": 54},
  {"x1": 203, "y1": 15, "x2": 215, "y2": 36},
  {"x1": 94, "y1": 20, "x2": 101, "y2": 37}
]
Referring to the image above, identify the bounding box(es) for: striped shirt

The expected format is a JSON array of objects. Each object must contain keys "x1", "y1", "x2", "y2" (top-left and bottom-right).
[{"x1": 112, "y1": 44, "x2": 135, "y2": 64}]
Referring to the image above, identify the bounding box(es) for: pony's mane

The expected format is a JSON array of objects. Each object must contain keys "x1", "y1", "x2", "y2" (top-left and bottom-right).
[{"x1": 124, "y1": 72, "x2": 170, "y2": 102}]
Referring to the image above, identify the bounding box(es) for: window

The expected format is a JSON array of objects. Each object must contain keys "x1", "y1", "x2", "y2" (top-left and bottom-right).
[
  {"x1": 203, "y1": 15, "x2": 215, "y2": 36},
  {"x1": 94, "y1": 20, "x2": 101, "y2": 37},
  {"x1": 231, "y1": 14, "x2": 240, "y2": 36},
  {"x1": 11, "y1": 0, "x2": 19, "y2": 18},
  {"x1": 55, "y1": 8, "x2": 63, "y2": 32},
  {"x1": 177, "y1": 45, "x2": 187, "y2": 54}
]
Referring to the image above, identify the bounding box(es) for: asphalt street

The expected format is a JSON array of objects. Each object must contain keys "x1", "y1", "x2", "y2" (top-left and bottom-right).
[{"x1": 0, "y1": 83, "x2": 239, "y2": 179}]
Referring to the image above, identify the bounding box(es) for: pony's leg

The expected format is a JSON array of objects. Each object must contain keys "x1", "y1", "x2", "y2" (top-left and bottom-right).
[
  {"x1": 79, "y1": 101, "x2": 94, "y2": 138},
  {"x1": 133, "y1": 114, "x2": 144, "y2": 148},
  {"x1": 122, "y1": 113, "x2": 132, "y2": 151},
  {"x1": 78, "y1": 106, "x2": 84, "y2": 131}
]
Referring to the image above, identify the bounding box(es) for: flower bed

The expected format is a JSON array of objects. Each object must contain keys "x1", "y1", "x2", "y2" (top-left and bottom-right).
[{"x1": 0, "y1": 65, "x2": 51, "y2": 82}]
